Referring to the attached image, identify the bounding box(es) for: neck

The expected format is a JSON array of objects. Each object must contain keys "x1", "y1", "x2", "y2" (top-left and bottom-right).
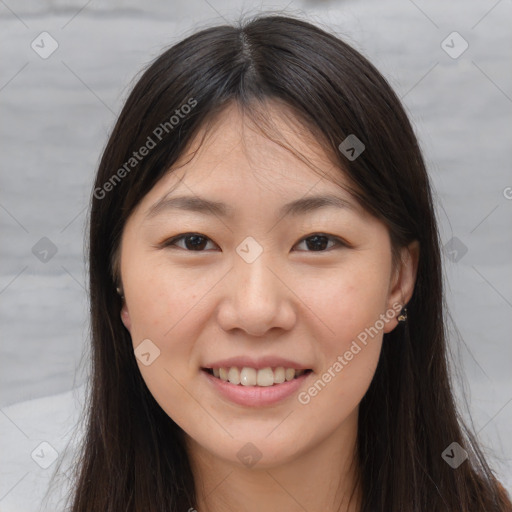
[{"x1": 185, "y1": 410, "x2": 362, "y2": 512}]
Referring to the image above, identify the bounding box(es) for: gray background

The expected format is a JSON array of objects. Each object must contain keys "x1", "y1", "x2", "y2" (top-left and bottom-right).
[{"x1": 1, "y1": 0, "x2": 511, "y2": 510}]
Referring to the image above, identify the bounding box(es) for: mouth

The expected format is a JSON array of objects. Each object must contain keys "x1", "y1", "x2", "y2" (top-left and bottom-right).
[{"x1": 202, "y1": 366, "x2": 313, "y2": 387}]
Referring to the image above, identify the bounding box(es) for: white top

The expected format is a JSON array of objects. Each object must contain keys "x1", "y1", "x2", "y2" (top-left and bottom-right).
[{"x1": 0, "y1": 385, "x2": 86, "y2": 512}]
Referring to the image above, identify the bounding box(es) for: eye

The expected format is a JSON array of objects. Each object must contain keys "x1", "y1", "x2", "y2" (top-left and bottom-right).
[
  {"x1": 160, "y1": 232, "x2": 347, "y2": 253},
  {"x1": 294, "y1": 233, "x2": 346, "y2": 252},
  {"x1": 162, "y1": 233, "x2": 217, "y2": 251}
]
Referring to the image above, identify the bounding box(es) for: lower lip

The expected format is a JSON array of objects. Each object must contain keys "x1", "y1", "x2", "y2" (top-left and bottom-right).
[{"x1": 202, "y1": 370, "x2": 312, "y2": 407}]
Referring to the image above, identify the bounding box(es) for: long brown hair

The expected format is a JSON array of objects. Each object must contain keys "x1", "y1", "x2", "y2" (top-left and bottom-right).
[{"x1": 58, "y1": 13, "x2": 511, "y2": 511}]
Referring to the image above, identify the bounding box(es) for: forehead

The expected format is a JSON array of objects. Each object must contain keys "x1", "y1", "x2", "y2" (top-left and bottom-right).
[{"x1": 144, "y1": 101, "x2": 352, "y2": 205}]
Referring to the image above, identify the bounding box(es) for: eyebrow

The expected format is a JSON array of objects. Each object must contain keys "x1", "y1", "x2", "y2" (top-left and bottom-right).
[{"x1": 145, "y1": 193, "x2": 357, "y2": 221}]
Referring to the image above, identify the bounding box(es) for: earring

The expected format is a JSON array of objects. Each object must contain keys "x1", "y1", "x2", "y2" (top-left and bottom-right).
[
  {"x1": 116, "y1": 286, "x2": 124, "y2": 298},
  {"x1": 397, "y1": 306, "x2": 408, "y2": 323}
]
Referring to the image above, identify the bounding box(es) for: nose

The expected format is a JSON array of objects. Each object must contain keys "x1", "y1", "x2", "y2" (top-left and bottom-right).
[{"x1": 216, "y1": 251, "x2": 296, "y2": 337}]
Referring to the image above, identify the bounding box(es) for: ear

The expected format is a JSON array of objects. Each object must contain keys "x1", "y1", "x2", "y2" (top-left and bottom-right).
[
  {"x1": 120, "y1": 302, "x2": 132, "y2": 332},
  {"x1": 383, "y1": 240, "x2": 420, "y2": 333}
]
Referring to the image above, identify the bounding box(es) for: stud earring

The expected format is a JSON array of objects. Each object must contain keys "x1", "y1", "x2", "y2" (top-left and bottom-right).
[
  {"x1": 397, "y1": 306, "x2": 408, "y2": 323},
  {"x1": 116, "y1": 286, "x2": 124, "y2": 299}
]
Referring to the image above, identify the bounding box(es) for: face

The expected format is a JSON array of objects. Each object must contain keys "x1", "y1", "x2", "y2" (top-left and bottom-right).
[{"x1": 118, "y1": 102, "x2": 418, "y2": 469}]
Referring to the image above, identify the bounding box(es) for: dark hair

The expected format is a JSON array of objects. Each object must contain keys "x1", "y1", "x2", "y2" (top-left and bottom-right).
[{"x1": 61, "y1": 13, "x2": 511, "y2": 512}]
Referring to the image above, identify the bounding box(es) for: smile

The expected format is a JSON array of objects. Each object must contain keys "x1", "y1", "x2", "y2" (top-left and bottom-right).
[
  {"x1": 203, "y1": 366, "x2": 312, "y2": 386},
  {"x1": 202, "y1": 366, "x2": 313, "y2": 407}
]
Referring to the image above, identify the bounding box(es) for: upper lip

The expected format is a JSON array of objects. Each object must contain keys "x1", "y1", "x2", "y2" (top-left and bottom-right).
[{"x1": 203, "y1": 356, "x2": 311, "y2": 370}]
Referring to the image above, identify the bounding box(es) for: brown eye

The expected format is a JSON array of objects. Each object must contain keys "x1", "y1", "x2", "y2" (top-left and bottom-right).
[
  {"x1": 294, "y1": 233, "x2": 345, "y2": 252},
  {"x1": 163, "y1": 233, "x2": 217, "y2": 251},
  {"x1": 161, "y1": 232, "x2": 347, "y2": 253}
]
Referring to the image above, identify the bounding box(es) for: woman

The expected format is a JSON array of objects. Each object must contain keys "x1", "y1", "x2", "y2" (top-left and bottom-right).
[{"x1": 65, "y1": 13, "x2": 511, "y2": 512}]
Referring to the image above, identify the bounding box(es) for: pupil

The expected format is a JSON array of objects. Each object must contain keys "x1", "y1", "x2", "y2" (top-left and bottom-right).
[
  {"x1": 183, "y1": 235, "x2": 329, "y2": 251},
  {"x1": 306, "y1": 235, "x2": 328, "y2": 251},
  {"x1": 186, "y1": 235, "x2": 207, "y2": 250}
]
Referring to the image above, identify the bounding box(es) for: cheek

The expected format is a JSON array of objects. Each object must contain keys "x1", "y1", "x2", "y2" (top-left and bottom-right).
[
  {"x1": 298, "y1": 263, "x2": 388, "y2": 402},
  {"x1": 304, "y1": 262, "x2": 390, "y2": 345},
  {"x1": 122, "y1": 263, "x2": 215, "y2": 430},
  {"x1": 124, "y1": 258, "x2": 209, "y2": 339}
]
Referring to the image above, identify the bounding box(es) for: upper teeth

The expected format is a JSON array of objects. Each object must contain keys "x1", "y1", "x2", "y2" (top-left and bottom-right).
[{"x1": 212, "y1": 367, "x2": 305, "y2": 386}]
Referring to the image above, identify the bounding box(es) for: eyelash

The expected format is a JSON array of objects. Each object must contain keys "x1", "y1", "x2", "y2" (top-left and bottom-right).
[{"x1": 160, "y1": 232, "x2": 349, "y2": 253}]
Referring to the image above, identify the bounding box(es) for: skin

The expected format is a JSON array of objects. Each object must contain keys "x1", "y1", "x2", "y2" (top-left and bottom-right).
[{"x1": 118, "y1": 102, "x2": 419, "y2": 512}]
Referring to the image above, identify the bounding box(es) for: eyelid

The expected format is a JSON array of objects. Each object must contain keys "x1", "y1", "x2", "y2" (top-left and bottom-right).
[
  {"x1": 159, "y1": 232, "x2": 218, "y2": 251},
  {"x1": 159, "y1": 232, "x2": 350, "y2": 252},
  {"x1": 295, "y1": 233, "x2": 350, "y2": 252}
]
